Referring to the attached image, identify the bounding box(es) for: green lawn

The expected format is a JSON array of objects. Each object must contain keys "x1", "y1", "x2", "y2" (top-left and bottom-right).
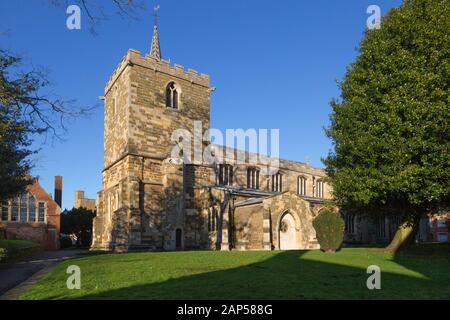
[
  {"x1": 21, "y1": 244, "x2": 450, "y2": 300},
  {"x1": 0, "y1": 239, "x2": 40, "y2": 263},
  {"x1": 0, "y1": 239, "x2": 37, "y2": 250}
]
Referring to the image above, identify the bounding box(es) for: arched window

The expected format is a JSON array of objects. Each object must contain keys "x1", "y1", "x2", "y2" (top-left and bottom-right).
[
  {"x1": 297, "y1": 176, "x2": 307, "y2": 196},
  {"x1": 166, "y1": 82, "x2": 179, "y2": 109},
  {"x1": 0, "y1": 192, "x2": 40, "y2": 223}
]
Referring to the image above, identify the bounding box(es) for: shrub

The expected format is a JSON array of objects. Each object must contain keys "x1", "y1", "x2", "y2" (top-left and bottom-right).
[
  {"x1": 60, "y1": 236, "x2": 73, "y2": 249},
  {"x1": 80, "y1": 231, "x2": 92, "y2": 247},
  {"x1": 313, "y1": 210, "x2": 345, "y2": 253}
]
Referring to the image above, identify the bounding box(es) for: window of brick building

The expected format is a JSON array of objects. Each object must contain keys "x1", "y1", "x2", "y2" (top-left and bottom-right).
[
  {"x1": 38, "y1": 202, "x2": 45, "y2": 222},
  {"x1": 11, "y1": 197, "x2": 19, "y2": 221},
  {"x1": 437, "y1": 219, "x2": 448, "y2": 228},
  {"x1": 247, "y1": 167, "x2": 260, "y2": 189},
  {"x1": 20, "y1": 193, "x2": 28, "y2": 222},
  {"x1": 29, "y1": 196, "x2": 36, "y2": 222},
  {"x1": 1, "y1": 193, "x2": 40, "y2": 223}
]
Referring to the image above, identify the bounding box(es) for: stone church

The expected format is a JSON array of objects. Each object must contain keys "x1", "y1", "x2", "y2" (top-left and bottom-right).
[{"x1": 91, "y1": 18, "x2": 333, "y2": 252}]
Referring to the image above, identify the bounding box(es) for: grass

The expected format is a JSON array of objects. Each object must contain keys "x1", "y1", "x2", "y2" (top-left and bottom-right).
[
  {"x1": 0, "y1": 239, "x2": 37, "y2": 250},
  {"x1": 0, "y1": 239, "x2": 40, "y2": 263},
  {"x1": 21, "y1": 244, "x2": 450, "y2": 300}
]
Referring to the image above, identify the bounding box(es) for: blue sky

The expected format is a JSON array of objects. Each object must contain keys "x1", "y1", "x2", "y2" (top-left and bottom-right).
[{"x1": 0, "y1": 0, "x2": 402, "y2": 210}]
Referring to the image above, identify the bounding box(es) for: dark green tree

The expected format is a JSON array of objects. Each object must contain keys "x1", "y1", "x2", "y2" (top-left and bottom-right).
[
  {"x1": 313, "y1": 210, "x2": 345, "y2": 253},
  {"x1": 324, "y1": 0, "x2": 449, "y2": 252},
  {"x1": 0, "y1": 106, "x2": 33, "y2": 202},
  {"x1": 61, "y1": 207, "x2": 96, "y2": 247}
]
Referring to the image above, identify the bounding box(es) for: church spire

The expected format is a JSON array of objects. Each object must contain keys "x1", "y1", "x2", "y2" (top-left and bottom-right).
[{"x1": 149, "y1": 5, "x2": 161, "y2": 60}]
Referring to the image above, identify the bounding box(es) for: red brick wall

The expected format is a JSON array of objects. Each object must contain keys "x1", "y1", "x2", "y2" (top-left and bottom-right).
[
  {"x1": 1, "y1": 179, "x2": 61, "y2": 250},
  {"x1": 430, "y1": 212, "x2": 450, "y2": 242}
]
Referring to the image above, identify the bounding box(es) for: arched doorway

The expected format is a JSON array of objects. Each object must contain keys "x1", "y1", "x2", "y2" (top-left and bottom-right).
[
  {"x1": 175, "y1": 229, "x2": 182, "y2": 250},
  {"x1": 279, "y1": 213, "x2": 298, "y2": 250}
]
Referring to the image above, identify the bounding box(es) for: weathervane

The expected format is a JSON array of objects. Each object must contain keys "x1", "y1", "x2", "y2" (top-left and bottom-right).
[{"x1": 154, "y1": 4, "x2": 160, "y2": 25}]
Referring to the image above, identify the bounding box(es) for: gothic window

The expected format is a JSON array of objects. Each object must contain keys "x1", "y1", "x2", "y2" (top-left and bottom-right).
[
  {"x1": 218, "y1": 164, "x2": 233, "y2": 186},
  {"x1": 38, "y1": 202, "x2": 45, "y2": 222},
  {"x1": 29, "y1": 196, "x2": 36, "y2": 222},
  {"x1": 345, "y1": 213, "x2": 355, "y2": 234},
  {"x1": 247, "y1": 167, "x2": 260, "y2": 189},
  {"x1": 1, "y1": 193, "x2": 40, "y2": 223},
  {"x1": 166, "y1": 82, "x2": 179, "y2": 109},
  {"x1": 297, "y1": 176, "x2": 307, "y2": 196},
  {"x1": 20, "y1": 193, "x2": 28, "y2": 222},
  {"x1": 271, "y1": 172, "x2": 283, "y2": 192}
]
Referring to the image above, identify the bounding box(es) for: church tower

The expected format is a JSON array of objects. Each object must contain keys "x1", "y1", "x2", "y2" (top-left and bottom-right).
[{"x1": 92, "y1": 11, "x2": 211, "y2": 251}]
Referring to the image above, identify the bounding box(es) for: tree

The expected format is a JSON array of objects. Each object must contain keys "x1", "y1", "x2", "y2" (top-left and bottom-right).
[
  {"x1": 313, "y1": 210, "x2": 345, "y2": 253},
  {"x1": 0, "y1": 49, "x2": 91, "y2": 201},
  {"x1": 0, "y1": 104, "x2": 33, "y2": 201},
  {"x1": 1, "y1": 1, "x2": 143, "y2": 200},
  {"x1": 323, "y1": 0, "x2": 449, "y2": 252},
  {"x1": 61, "y1": 207, "x2": 96, "y2": 247}
]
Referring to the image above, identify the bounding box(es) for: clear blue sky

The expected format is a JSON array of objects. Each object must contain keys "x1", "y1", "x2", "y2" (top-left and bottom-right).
[{"x1": 0, "y1": 0, "x2": 402, "y2": 210}]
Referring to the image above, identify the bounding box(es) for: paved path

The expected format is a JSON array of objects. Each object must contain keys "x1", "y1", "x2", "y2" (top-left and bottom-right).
[{"x1": 0, "y1": 249, "x2": 84, "y2": 299}]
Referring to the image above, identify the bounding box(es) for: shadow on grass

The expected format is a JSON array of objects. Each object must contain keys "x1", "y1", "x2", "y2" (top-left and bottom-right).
[{"x1": 66, "y1": 245, "x2": 450, "y2": 300}]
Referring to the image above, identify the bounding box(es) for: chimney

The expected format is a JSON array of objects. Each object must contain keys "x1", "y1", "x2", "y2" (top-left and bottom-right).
[{"x1": 54, "y1": 176, "x2": 62, "y2": 208}]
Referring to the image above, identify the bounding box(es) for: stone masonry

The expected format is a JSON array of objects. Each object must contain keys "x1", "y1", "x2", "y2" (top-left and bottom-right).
[{"x1": 91, "y1": 19, "x2": 332, "y2": 252}]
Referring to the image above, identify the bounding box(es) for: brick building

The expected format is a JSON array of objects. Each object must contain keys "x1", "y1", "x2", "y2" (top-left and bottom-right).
[
  {"x1": 0, "y1": 177, "x2": 61, "y2": 250},
  {"x1": 91, "y1": 17, "x2": 332, "y2": 252},
  {"x1": 430, "y1": 212, "x2": 449, "y2": 243}
]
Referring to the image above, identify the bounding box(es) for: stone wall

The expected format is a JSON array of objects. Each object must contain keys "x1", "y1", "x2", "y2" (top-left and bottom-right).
[{"x1": 92, "y1": 47, "x2": 332, "y2": 252}]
